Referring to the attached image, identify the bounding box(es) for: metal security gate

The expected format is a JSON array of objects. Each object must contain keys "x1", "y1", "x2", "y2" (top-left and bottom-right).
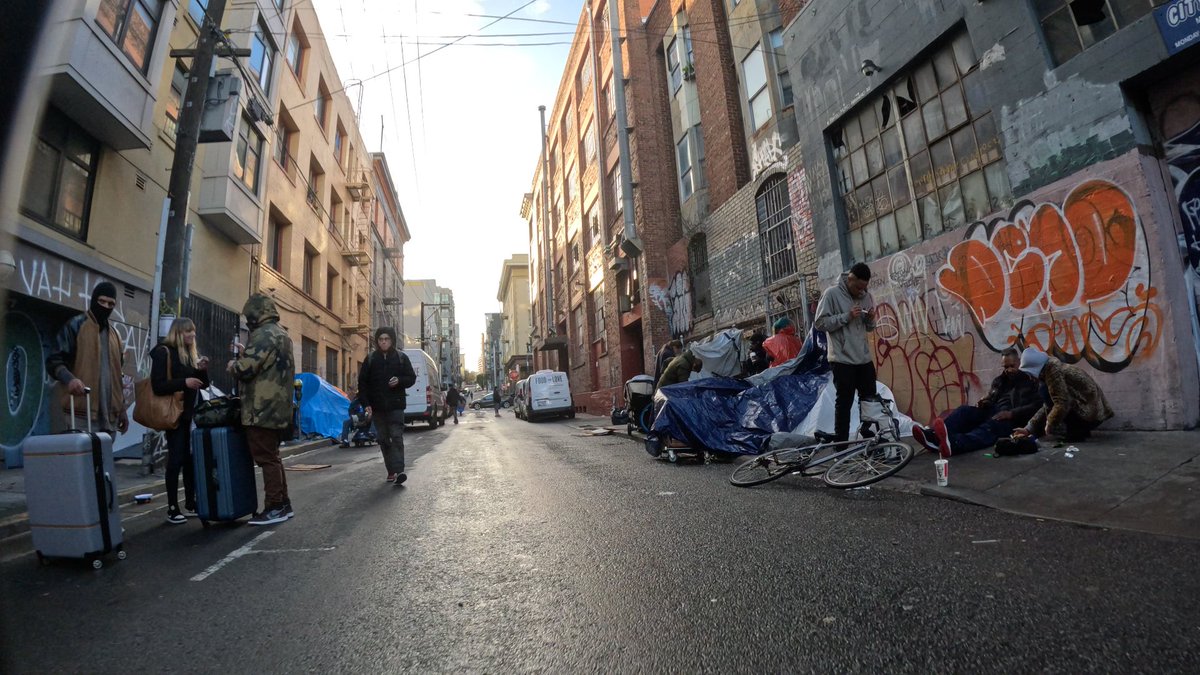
[{"x1": 181, "y1": 295, "x2": 238, "y2": 394}]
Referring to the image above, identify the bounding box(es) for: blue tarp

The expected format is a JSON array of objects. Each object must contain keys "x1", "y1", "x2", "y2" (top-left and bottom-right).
[
  {"x1": 296, "y1": 373, "x2": 350, "y2": 439},
  {"x1": 649, "y1": 332, "x2": 830, "y2": 456}
]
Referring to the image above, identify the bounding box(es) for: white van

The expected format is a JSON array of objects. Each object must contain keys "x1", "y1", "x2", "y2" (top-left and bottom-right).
[
  {"x1": 513, "y1": 378, "x2": 530, "y2": 420},
  {"x1": 403, "y1": 349, "x2": 444, "y2": 427},
  {"x1": 526, "y1": 370, "x2": 574, "y2": 421}
]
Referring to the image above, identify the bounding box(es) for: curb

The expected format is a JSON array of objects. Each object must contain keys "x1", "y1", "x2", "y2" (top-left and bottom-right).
[{"x1": 0, "y1": 437, "x2": 332, "y2": 542}]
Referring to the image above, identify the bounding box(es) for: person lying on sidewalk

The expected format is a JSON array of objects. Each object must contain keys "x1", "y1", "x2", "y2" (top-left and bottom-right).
[
  {"x1": 1011, "y1": 347, "x2": 1114, "y2": 444},
  {"x1": 913, "y1": 348, "x2": 1040, "y2": 458}
]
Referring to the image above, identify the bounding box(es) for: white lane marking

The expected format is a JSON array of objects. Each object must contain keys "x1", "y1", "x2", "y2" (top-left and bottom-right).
[
  {"x1": 190, "y1": 531, "x2": 275, "y2": 581},
  {"x1": 246, "y1": 546, "x2": 336, "y2": 554},
  {"x1": 657, "y1": 491, "x2": 676, "y2": 496}
]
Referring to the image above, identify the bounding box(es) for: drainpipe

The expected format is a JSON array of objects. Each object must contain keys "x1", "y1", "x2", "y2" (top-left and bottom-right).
[
  {"x1": 608, "y1": 0, "x2": 641, "y2": 256},
  {"x1": 538, "y1": 106, "x2": 555, "y2": 337}
]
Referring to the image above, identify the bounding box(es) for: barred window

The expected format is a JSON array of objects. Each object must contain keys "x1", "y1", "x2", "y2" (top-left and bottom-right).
[
  {"x1": 832, "y1": 30, "x2": 1012, "y2": 263},
  {"x1": 755, "y1": 175, "x2": 796, "y2": 285}
]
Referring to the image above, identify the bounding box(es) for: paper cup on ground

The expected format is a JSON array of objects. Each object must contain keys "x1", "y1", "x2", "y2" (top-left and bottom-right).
[{"x1": 934, "y1": 459, "x2": 949, "y2": 487}]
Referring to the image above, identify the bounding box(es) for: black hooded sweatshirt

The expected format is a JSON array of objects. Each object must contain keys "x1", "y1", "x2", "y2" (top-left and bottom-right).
[{"x1": 357, "y1": 328, "x2": 416, "y2": 413}]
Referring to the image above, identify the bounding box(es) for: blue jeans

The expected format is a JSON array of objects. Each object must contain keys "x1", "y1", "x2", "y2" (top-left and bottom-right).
[{"x1": 944, "y1": 404, "x2": 1013, "y2": 453}]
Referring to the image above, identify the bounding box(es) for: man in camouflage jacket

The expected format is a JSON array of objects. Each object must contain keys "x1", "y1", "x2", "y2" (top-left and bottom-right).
[{"x1": 228, "y1": 294, "x2": 296, "y2": 525}]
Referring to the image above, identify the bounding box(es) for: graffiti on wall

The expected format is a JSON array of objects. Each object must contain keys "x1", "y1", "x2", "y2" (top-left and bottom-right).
[
  {"x1": 935, "y1": 179, "x2": 1162, "y2": 373},
  {"x1": 648, "y1": 274, "x2": 693, "y2": 337},
  {"x1": 870, "y1": 251, "x2": 981, "y2": 419},
  {"x1": 1159, "y1": 96, "x2": 1200, "y2": 273},
  {"x1": 751, "y1": 132, "x2": 787, "y2": 181}
]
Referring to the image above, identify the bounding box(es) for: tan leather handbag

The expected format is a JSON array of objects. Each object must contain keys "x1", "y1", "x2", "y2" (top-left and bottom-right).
[{"x1": 134, "y1": 347, "x2": 184, "y2": 431}]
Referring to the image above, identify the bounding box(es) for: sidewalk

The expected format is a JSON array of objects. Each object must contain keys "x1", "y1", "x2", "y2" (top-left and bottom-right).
[
  {"x1": 896, "y1": 429, "x2": 1200, "y2": 541},
  {"x1": 0, "y1": 436, "x2": 334, "y2": 540}
]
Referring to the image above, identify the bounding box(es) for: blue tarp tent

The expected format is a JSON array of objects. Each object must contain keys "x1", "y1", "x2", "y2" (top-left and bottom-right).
[
  {"x1": 648, "y1": 332, "x2": 830, "y2": 456},
  {"x1": 296, "y1": 373, "x2": 349, "y2": 439}
]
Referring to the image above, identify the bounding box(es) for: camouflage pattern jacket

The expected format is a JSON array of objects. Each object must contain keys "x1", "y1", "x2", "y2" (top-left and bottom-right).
[
  {"x1": 1027, "y1": 358, "x2": 1114, "y2": 435},
  {"x1": 230, "y1": 296, "x2": 295, "y2": 429}
]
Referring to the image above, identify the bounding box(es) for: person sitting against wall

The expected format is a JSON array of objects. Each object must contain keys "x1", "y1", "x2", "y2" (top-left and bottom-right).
[
  {"x1": 1011, "y1": 347, "x2": 1114, "y2": 444},
  {"x1": 913, "y1": 348, "x2": 1041, "y2": 458}
]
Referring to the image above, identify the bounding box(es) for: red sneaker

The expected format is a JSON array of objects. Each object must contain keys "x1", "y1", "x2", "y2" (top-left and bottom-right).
[
  {"x1": 386, "y1": 472, "x2": 397, "y2": 483},
  {"x1": 931, "y1": 418, "x2": 953, "y2": 458}
]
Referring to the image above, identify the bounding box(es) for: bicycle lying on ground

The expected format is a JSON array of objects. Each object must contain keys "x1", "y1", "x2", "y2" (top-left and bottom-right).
[{"x1": 729, "y1": 396, "x2": 915, "y2": 489}]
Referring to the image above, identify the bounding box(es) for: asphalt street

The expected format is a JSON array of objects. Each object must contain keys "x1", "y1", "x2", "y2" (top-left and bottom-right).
[{"x1": 2, "y1": 411, "x2": 1199, "y2": 672}]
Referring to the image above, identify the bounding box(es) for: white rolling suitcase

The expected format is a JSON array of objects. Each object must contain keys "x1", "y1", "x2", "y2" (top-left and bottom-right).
[{"x1": 23, "y1": 388, "x2": 125, "y2": 568}]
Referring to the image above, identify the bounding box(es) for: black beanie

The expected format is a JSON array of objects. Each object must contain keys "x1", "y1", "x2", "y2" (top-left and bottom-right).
[
  {"x1": 374, "y1": 327, "x2": 397, "y2": 343},
  {"x1": 92, "y1": 281, "x2": 117, "y2": 301}
]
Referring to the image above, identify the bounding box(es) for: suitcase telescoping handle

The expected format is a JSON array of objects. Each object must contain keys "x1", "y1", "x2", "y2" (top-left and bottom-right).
[{"x1": 69, "y1": 386, "x2": 93, "y2": 434}]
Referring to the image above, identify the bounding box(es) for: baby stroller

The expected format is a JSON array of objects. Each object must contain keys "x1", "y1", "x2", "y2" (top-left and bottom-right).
[{"x1": 623, "y1": 374, "x2": 657, "y2": 435}]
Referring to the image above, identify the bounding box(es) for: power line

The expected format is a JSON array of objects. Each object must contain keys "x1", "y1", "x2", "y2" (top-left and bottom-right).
[{"x1": 414, "y1": 0, "x2": 428, "y2": 162}]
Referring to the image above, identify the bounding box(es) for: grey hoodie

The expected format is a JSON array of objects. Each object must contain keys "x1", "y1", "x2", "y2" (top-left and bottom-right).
[{"x1": 813, "y1": 275, "x2": 875, "y2": 365}]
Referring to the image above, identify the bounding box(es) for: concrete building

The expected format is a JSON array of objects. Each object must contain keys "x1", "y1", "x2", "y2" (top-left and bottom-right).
[
  {"x1": 484, "y1": 312, "x2": 505, "y2": 391},
  {"x1": 368, "y1": 153, "x2": 409, "y2": 334},
  {"x1": 402, "y1": 280, "x2": 459, "y2": 387},
  {"x1": 255, "y1": 1, "x2": 376, "y2": 392},
  {"x1": 497, "y1": 254, "x2": 533, "y2": 379},
  {"x1": 782, "y1": 0, "x2": 1200, "y2": 428},
  {"x1": 1, "y1": 0, "x2": 287, "y2": 463}
]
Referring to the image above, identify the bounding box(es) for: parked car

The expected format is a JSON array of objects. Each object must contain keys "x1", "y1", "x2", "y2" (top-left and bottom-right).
[{"x1": 471, "y1": 391, "x2": 512, "y2": 409}]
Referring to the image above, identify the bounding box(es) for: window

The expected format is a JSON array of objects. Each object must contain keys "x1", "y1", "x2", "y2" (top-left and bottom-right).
[
  {"x1": 831, "y1": 31, "x2": 1011, "y2": 262},
  {"x1": 301, "y1": 337, "x2": 318, "y2": 373},
  {"x1": 95, "y1": 0, "x2": 163, "y2": 72},
  {"x1": 1037, "y1": 0, "x2": 1157, "y2": 66},
  {"x1": 326, "y1": 266, "x2": 338, "y2": 310},
  {"x1": 561, "y1": 110, "x2": 573, "y2": 143},
  {"x1": 165, "y1": 62, "x2": 188, "y2": 138},
  {"x1": 769, "y1": 29, "x2": 793, "y2": 108},
  {"x1": 302, "y1": 247, "x2": 316, "y2": 295},
  {"x1": 266, "y1": 216, "x2": 287, "y2": 272},
  {"x1": 285, "y1": 24, "x2": 306, "y2": 78},
  {"x1": 677, "y1": 133, "x2": 693, "y2": 199},
  {"x1": 604, "y1": 77, "x2": 616, "y2": 123},
  {"x1": 565, "y1": 166, "x2": 576, "y2": 205},
  {"x1": 667, "y1": 36, "x2": 682, "y2": 92},
  {"x1": 573, "y1": 305, "x2": 585, "y2": 362},
  {"x1": 755, "y1": 175, "x2": 797, "y2": 284},
  {"x1": 582, "y1": 120, "x2": 596, "y2": 168},
  {"x1": 334, "y1": 124, "x2": 346, "y2": 167},
  {"x1": 742, "y1": 43, "x2": 771, "y2": 130},
  {"x1": 325, "y1": 347, "x2": 339, "y2": 386},
  {"x1": 274, "y1": 120, "x2": 291, "y2": 170},
  {"x1": 248, "y1": 21, "x2": 275, "y2": 94},
  {"x1": 233, "y1": 116, "x2": 264, "y2": 193},
  {"x1": 20, "y1": 107, "x2": 99, "y2": 240},
  {"x1": 593, "y1": 290, "x2": 606, "y2": 337},
  {"x1": 689, "y1": 235, "x2": 712, "y2": 315},
  {"x1": 588, "y1": 210, "x2": 601, "y2": 249},
  {"x1": 695, "y1": 124, "x2": 707, "y2": 190},
  {"x1": 577, "y1": 52, "x2": 592, "y2": 95},
  {"x1": 307, "y1": 158, "x2": 324, "y2": 210},
  {"x1": 188, "y1": 0, "x2": 208, "y2": 25},
  {"x1": 315, "y1": 80, "x2": 331, "y2": 130},
  {"x1": 610, "y1": 168, "x2": 622, "y2": 215}
]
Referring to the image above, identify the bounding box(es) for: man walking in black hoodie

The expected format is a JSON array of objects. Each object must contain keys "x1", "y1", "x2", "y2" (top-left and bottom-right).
[{"x1": 357, "y1": 328, "x2": 416, "y2": 484}]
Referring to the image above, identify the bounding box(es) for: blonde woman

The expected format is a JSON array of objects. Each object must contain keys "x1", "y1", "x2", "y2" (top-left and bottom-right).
[{"x1": 150, "y1": 318, "x2": 210, "y2": 524}]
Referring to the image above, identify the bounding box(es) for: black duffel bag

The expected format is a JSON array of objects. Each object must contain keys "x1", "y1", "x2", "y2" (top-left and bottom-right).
[{"x1": 194, "y1": 395, "x2": 241, "y2": 428}]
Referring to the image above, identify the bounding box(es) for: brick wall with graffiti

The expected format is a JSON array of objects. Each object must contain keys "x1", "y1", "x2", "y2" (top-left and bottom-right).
[
  {"x1": 861, "y1": 151, "x2": 1199, "y2": 430},
  {"x1": 2, "y1": 243, "x2": 152, "y2": 466}
]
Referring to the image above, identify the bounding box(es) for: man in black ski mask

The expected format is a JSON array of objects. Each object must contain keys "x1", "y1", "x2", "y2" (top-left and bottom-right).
[{"x1": 46, "y1": 281, "x2": 129, "y2": 434}]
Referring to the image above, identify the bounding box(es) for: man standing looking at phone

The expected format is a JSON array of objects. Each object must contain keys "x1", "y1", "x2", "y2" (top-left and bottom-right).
[
  {"x1": 813, "y1": 262, "x2": 877, "y2": 442},
  {"x1": 357, "y1": 328, "x2": 416, "y2": 484}
]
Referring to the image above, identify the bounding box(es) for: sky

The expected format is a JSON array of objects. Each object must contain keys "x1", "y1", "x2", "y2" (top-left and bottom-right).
[{"x1": 309, "y1": 0, "x2": 580, "y2": 370}]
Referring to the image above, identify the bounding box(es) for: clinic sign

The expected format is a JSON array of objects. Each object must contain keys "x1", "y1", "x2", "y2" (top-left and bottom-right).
[{"x1": 1156, "y1": 0, "x2": 1200, "y2": 55}]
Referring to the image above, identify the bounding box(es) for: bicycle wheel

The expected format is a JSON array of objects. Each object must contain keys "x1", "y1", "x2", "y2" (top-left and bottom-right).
[
  {"x1": 729, "y1": 446, "x2": 814, "y2": 487},
  {"x1": 822, "y1": 442, "x2": 914, "y2": 489},
  {"x1": 637, "y1": 406, "x2": 654, "y2": 434}
]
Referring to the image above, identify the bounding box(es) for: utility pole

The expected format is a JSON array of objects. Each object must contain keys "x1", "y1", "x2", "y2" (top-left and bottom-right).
[
  {"x1": 161, "y1": 0, "x2": 248, "y2": 316},
  {"x1": 608, "y1": 0, "x2": 641, "y2": 257}
]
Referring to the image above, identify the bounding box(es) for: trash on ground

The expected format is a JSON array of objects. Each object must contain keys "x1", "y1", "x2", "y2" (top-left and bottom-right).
[
  {"x1": 285, "y1": 463, "x2": 332, "y2": 472},
  {"x1": 133, "y1": 493, "x2": 153, "y2": 504}
]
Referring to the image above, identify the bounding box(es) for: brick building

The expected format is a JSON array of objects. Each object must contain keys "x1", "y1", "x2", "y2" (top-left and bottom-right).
[{"x1": 784, "y1": 0, "x2": 1200, "y2": 429}]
